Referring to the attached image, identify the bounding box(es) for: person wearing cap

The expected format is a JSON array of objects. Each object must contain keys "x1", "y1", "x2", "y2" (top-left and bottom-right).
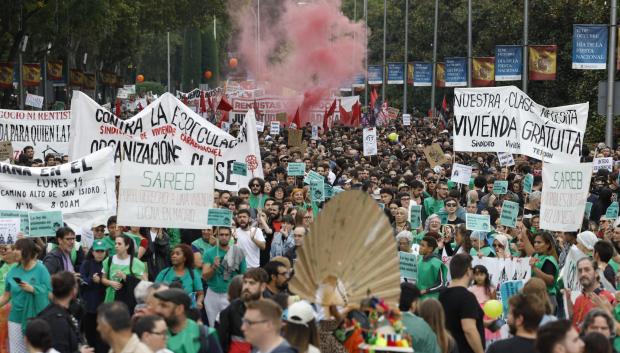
[
  {"x1": 154, "y1": 288, "x2": 223, "y2": 353},
  {"x1": 282, "y1": 301, "x2": 320, "y2": 353},
  {"x1": 399, "y1": 283, "x2": 441, "y2": 353},
  {"x1": 79, "y1": 239, "x2": 109, "y2": 353}
]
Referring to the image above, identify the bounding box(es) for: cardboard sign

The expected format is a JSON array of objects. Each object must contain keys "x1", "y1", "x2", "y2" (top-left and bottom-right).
[
  {"x1": 497, "y1": 152, "x2": 515, "y2": 167},
  {"x1": 493, "y1": 180, "x2": 509, "y2": 195},
  {"x1": 523, "y1": 174, "x2": 533, "y2": 194},
  {"x1": 207, "y1": 208, "x2": 233, "y2": 227},
  {"x1": 0, "y1": 141, "x2": 13, "y2": 161},
  {"x1": 0, "y1": 218, "x2": 20, "y2": 245},
  {"x1": 451, "y1": 163, "x2": 472, "y2": 185},
  {"x1": 605, "y1": 201, "x2": 619, "y2": 220},
  {"x1": 399, "y1": 252, "x2": 418, "y2": 280},
  {"x1": 0, "y1": 210, "x2": 29, "y2": 234},
  {"x1": 540, "y1": 163, "x2": 592, "y2": 231},
  {"x1": 500, "y1": 200, "x2": 520, "y2": 228},
  {"x1": 287, "y1": 128, "x2": 303, "y2": 147},
  {"x1": 423, "y1": 143, "x2": 448, "y2": 168},
  {"x1": 28, "y1": 211, "x2": 63, "y2": 237},
  {"x1": 276, "y1": 112, "x2": 287, "y2": 122},
  {"x1": 232, "y1": 161, "x2": 247, "y2": 176},
  {"x1": 25, "y1": 93, "x2": 44, "y2": 109},
  {"x1": 409, "y1": 205, "x2": 422, "y2": 229},
  {"x1": 310, "y1": 178, "x2": 325, "y2": 202},
  {"x1": 270, "y1": 121, "x2": 281, "y2": 135},
  {"x1": 466, "y1": 213, "x2": 491, "y2": 232},
  {"x1": 362, "y1": 128, "x2": 377, "y2": 156},
  {"x1": 403, "y1": 114, "x2": 411, "y2": 126},
  {"x1": 287, "y1": 163, "x2": 306, "y2": 177},
  {"x1": 593, "y1": 157, "x2": 613, "y2": 173}
]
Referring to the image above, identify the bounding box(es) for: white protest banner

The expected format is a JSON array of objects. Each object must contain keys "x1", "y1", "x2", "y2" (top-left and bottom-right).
[
  {"x1": 497, "y1": 152, "x2": 515, "y2": 167},
  {"x1": 362, "y1": 128, "x2": 377, "y2": 156},
  {"x1": 453, "y1": 86, "x2": 589, "y2": 164},
  {"x1": 0, "y1": 147, "x2": 116, "y2": 230},
  {"x1": 450, "y1": 163, "x2": 472, "y2": 185},
  {"x1": 25, "y1": 93, "x2": 44, "y2": 109},
  {"x1": 0, "y1": 109, "x2": 72, "y2": 160},
  {"x1": 68, "y1": 91, "x2": 263, "y2": 192},
  {"x1": 471, "y1": 256, "x2": 531, "y2": 288},
  {"x1": 592, "y1": 157, "x2": 613, "y2": 173},
  {"x1": 559, "y1": 245, "x2": 587, "y2": 302},
  {"x1": 540, "y1": 162, "x2": 592, "y2": 231},
  {"x1": 117, "y1": 161, "x2": 214, "y2": 228}
]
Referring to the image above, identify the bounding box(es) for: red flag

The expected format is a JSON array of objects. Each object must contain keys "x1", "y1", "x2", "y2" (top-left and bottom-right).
[
  {"x1": 200, "y1": 91, "x2": 207, "y2": 113},
  {"x1": 253, "y1": 100, "x2": 262, "y2": 119},
  {"x1": 351, "y1": 101, "x2": 361, "y2": 126},
  {"x1": 115, "y1": 99, "x2": 121, "y2": 116},
  {"x1": 207, "y1": 96, "x2": 214, "y2": 112},
  {"x1": 370, "y1": 87, "x2": 378, "y2": 109},
  {"x1": 339, "y1": 101, "x2": 351, "y2": 126},
  {"x1": 137, "y1": 102, "x2": 143, "y2": 111},
  {"x1": 323, "y1": 99, "x2": 337, "y2": 132},
  {"x1": 183, "y1": 95, "x2": 188, "y2": 105},
  {"x1": 442, "y1": 95, "x2": 447, "y2": 112},
  {"x1": 293, "y1": 108, "x2": 301, "y2": 128},
  {"x1": 217, "y1": 96, "x2": 233, "y2": 111}
]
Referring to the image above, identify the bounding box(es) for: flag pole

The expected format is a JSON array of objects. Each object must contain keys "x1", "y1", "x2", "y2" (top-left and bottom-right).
[
  {"x1": 381, "y1": 0, "x2": 387, "y2": 103},
  {"x1": 467, "y1": 0, "x2": 472, "y2": 87},
  {"x1": 403, "y1": 0, "x2": 409, "y2": 113},
  {"x1": 364, "y1": 0, "x2": 368, "y2": 109},
  {"x1": 522, "y1": 0, "x2": 529, "y2": 94},
  {"x1": 605, "y1": 0, "x2": 617, "y2": 147},
  {"x1": 430, "y1": 0, "x2": 439, "y2": 115}
]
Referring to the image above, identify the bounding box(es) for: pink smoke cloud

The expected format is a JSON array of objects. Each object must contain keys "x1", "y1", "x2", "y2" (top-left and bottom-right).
[{"x1": 230, "y1": 0, "x2": 366, "y2": 122}]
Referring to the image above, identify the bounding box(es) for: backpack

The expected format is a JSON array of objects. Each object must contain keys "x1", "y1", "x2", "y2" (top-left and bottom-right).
[{"x1": 197, "y1": 324, "x2": 223, "y2": 353}]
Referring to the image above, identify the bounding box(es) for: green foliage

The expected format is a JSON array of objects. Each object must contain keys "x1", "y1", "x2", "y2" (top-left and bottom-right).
[
  {"x1": 202, "y1": 18, "x2": 220, "y2": 87},
  {"x1": 136, "y1": 81, "x2": 166, "y2": 95},
  {"x1": 181, "y1": 27, "x2": 203, "y2": 90}
]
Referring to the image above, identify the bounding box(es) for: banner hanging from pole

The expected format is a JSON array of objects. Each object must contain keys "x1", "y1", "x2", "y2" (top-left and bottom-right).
[
  {"x1": 529, "y1": 45, "x2": 557, "y2": 80},
  {"x1": 22, "y1": 64, "x2": 41, "y2": 87},
  {"x1": 472, "y1": 57, "x2": 495, "y2": 87},
  {"x1": 387, "y1": 63, "x2": 405, "y2": 84},
  {"x1": 47, "y1": 61, "x2": 63, "y2": 81},
  {"x1": 445, "y1": 57, "x2": 467, "y2": 87},
  {"x1": 436, "y1": 62, "x2": 445, "y2": 88},
  {"x1": 0, "y1": 63, "x2": 13, "y2": 89},
  {"x1": 413, "y1": 62, "x2": 432, "y2": 86},
  {"x1": 407, "y1": 63, "x2": 414, "y2": 85},
  {"x1": 572, "y1": 25, "x2": 608, "y2": 69},
  {"x1": 368, "y1": 65, "x2": 383, "y2": 85},
  {"x1": 495, "y1": 45, "x2": 523, "y2": 81}
]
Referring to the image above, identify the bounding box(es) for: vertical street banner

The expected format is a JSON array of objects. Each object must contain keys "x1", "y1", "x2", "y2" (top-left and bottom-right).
[
  {"x1": 407, "y1": 63, "x2": 414, "y2": 85},
  {"x1": 22, "y1": 64, "x2": 41, "y2": 87},
  {"x1": 0, "y1": 147, "x2": 117, "y2": 231},
  {"x1": 69, "y1": 91, "x2": 264, "y2": 192},
  {"x1": 452, "y1": 86, "x2": 589, "y2": 164},
  {"x1": 117, "y1": 161, "x2": 214, "y2": 229},
  {"x1": 69, "y1": 69, "x2": 84, "y2": 87},
  {"x1": 47, "y1": 61, "x2": 63, "y2": 81},
  {"x1": 495, "y1": 45, "x2": 523, "y2": 81},
  {"x1": 387, "y1": 63, "x2": 405, "y2": 84},
  {"x1": 83, "y1": 73, "x2": 96, "y2": 90},
  {"x1": 0, "y1": 63, "x2": 13, "y2": 89},
  {"x1": 445, "y1": 57, "x2": 467, "y2": 87},
  {"x1": 572, "y1": 25, "x2": 608, "y2": 69},
  {"x1": 540, "y1": 162, "x2": 592, "y2": 231},
  {"x1": 352, "y1": 73, "x2": 365, "y2": 89},
  {"x1": 472, "y1": 57, "x2": 495, "y2": 87},
  {"x1": 0, "y1": 109, "x2": 72, "y2": 160},
  {"x1": 436, "y1": 62, "x2": 446, "y2": 88},
  {"x1": 413, "y1": 62, "x2": 432, "y2": 86},
  {"x1": 101, "y1": 72, "x2": 117, "y2": 87},
  {"x1": 529, "y1": 45, "x2": 557, "y2": 80},
  {"x1": 368, "y1": 65, "x2": 383, "y2": 85}
]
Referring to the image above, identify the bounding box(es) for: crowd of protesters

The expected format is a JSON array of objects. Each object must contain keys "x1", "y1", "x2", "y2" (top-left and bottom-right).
[{"x1": 1, "y1": 109, "x2": 619, "y2": 353}]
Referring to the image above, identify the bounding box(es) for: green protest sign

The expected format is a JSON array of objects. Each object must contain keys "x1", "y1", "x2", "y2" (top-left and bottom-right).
[
  {"x1": 0, "y1": 210, "x2": 29, "y2": 234},
  {"x1": 605, "y1": 202, "x2": 619, "y2": 221},
  {"x1": 466, "y1": 213, "x2": 491, "y2": 232},
  {"x1": 232, "y1": 162, "x2": 247, "y2": 176},
  {"x1": 523, "y1": 174, "x2": 533, "y2": 194},
  {"x1": 399, "y1": 252, "x2": 418, "y2": 280},
  {"x1": 332, "y1": 186, "x2": 345, "y2": 195},
  {"x1": 310, "y1": 178, "x2": 325, "y2": 202},
  {"x1": 409, "y1": 205, "x2": 422, "y2": 229},
  {"x1": 207, "y1": 208, "x2": 233, "y2": 227},
  {"x1": 584, "y1": 202, "x2": 593, "y2": 220},
  {"x1": 28, "y1": 211, "x2": 63, "y2": 237},
  {"x1": 437, "y1": 209, "x2": 448, "y2": 225},
  {"x1": 493, "y1": 180, "x2": 509, "y2": 195},
  {"x1": 287, "y1": 162, "x2": 306, "y2": 177},
  {"x1": 303, "y1": 170, "x2": 323, "y2": 184},
  {"x1": 324, "y1": 184, "x2": 334, "y2": 199},
  {"x1": 499, "y1": 200, "x2": 519, "y2": 228}
]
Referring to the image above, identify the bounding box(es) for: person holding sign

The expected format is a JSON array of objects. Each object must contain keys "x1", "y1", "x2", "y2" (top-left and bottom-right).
[
  {"x1": 470, "y1": 231, "x2": 494, "y2": 257},
  {"x1": 101, "y1": 234, "x2": 147, "y2": 311}
]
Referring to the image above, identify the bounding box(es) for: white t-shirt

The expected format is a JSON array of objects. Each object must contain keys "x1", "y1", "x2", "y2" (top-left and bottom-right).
[{"x1": 235, "y1": 226, "x2": 265, "y2": 268}]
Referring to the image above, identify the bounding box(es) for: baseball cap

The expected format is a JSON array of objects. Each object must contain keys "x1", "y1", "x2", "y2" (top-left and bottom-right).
[
  {"x1": 154, "y1": 288, "x2": 191, "y2": 310},
  {"x1": 92, "y1": 240, "x2": 107, "y2": 251},
  {"x1": 285, "y1": 301, "x2": 315, "y2": 326}
]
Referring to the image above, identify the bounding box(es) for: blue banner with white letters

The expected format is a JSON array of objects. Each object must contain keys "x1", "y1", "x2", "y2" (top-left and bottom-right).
[
  {"x1": 413, "y1": 62, "x2": 432, "y2": 87},
  {"x1": 445, "y1": 57, "x2": 467, "y2": 87},
  {"x1": 572, "y1": 24, "x2": 608, "y2": 70},
  {"x1": 495, "y1": 45, "x2": 522, "y2": 81},
  {"x1": 387, "y1": 63, "x2": 405, "y2": 84}
]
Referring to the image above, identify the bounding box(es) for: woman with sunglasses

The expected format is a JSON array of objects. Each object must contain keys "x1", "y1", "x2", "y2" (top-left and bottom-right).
[
  {"x1": 79, "y1": 240, "x2": 109, "y2": 353},
  {"x1": 491, "y1": 233, "x2": 511, "y2": 259},
  {"x1": 444, "y1": 197, "x2": 464, "y2": 225}
]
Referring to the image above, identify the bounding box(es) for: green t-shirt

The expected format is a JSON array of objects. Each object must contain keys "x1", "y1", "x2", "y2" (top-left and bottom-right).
[
  {"x1": 423, "y1": 197, "x2": 445, "y2": 217},
  {"x1": 416, "y1": 256, "x2": 447, "y2": 300},
  {"x1": 101, "y1": 236, "x2": 116, "y2": 256},
  {"x1": 203, "y1": 246, "x2": 247, "y2": 294},
  {"x1": 167, "y1": 319, "x2": 202, "y2": 353},
  {"x1": 191, "y1": 238, "x2": 213, "y2": 257},
  {"x1": 401, "y1": 312, "x2": 441, "y2": 353},
  {"x1": 155, "y1": 267, "x2": 203, "y2": 295},
  {"x1": 534, "y1": 254, "x2": 559, "y2": 295},
  {"x1": 102, "y1": 255, "x2": 146, "y2": 302},
  {"x1": 5, "y1": 261, "x2": 52, "y2": 323},
  {"x1": 0, "y1": 263, "x2": 16, "y2": 296}
]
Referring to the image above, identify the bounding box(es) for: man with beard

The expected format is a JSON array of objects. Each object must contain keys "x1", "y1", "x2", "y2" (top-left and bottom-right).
[
  {"x1": 567, "y1": 257, "x2": 616, "y2": 329},
  {"x1": 154, "y1": 288, "x2": 223, "y2": 353},
  {"x1": 202, "y1": 227, "x2": 247, "y2": 327},
  {"x1": 262, "y1": 261, "x2": 289, "y2": 298},
  {"x1": 235, "y1": 209, "x2": 266, "y2": 268},
  {"x1": 486, "y1": 293, "x2": 545, "y2": 353},
  {"x1": 217, "y1": 268, "x2": 269, "y2": 353}
]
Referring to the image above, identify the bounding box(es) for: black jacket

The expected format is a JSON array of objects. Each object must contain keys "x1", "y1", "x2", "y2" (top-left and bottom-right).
[
  {"x1": 43, "y1": 247, "x2": 84, "y2": 275},
  {"x1": 37, "y1": 303, "x2": 81, "y2": 353},
  {"x1": 216, "y1": 299, "x2": 246, "y2": 353}
]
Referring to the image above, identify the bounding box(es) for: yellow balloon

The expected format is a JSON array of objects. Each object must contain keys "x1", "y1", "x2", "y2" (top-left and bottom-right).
[
  {"x1": 483, "y1": 299, "x2": 503, "y2": 319},
  {"x1": 388, "y1": 132, "x2": 398, "y2": 141}
]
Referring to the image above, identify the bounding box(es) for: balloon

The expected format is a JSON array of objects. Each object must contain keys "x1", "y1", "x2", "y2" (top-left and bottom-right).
[
  {"x1": 204, "y1": 70, "x2": 212, "y2": 79},
  {"x1": 229, "y1": 58, "x2": 238, "y2": 68},
  {"x1": 483, "y1": 299, "x2": 503, "y2": 319},
  {"x1": 136, "y1": 74, "x2": 144, "y2": 83},
  {"x1": 388, "y1": 132, "x2": 398, "y2": 142}
]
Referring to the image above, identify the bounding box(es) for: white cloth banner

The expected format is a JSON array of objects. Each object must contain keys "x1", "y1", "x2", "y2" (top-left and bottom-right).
[
  {"x1": 453, "y1": 86, "x2": 589, "y2": 164},
  {"x1": 0, "y1": 109, "x2": 72, "y2": 160},
  {"x1": 68, "y1": 91, "x2": 263, "y2": 191},
  {"x1": 363, "y1": 128, "x2": 377, "y2": 156},
  {"x1": 559, "y1": 245, "x2": 587, "y2": 298},
  {"x1": 0, "y1": 147, "x2": 116, "y2": 230},
  {"x1": 540, "y1": 162, "x2": 592, "y2": 231},
  {"x1": 450, "y1": 163, "x2": 472, "y2": 185},
  {"x1": 117, "y1": 161, "x2": 214, "y2": 229},
  {"x1": 471, "y1": 256, "x2": 532, "y2": 288}
]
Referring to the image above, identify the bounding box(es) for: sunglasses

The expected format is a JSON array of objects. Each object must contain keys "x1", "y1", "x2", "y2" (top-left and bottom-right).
[
  {"x1": 426, "y1": 180, "x2": 436, "y2": 184},
  {"x1": 446, "y1": 203, "x2": 457, "y2": 207},
  {"x1": 251, "y1": 184, "x2": 261, "y2": 187}
]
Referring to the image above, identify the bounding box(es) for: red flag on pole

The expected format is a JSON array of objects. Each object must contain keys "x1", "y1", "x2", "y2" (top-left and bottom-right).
[
  {"x1": 323, "y1": 99, "x2": 337, "y2": 132},
  {"x1": 370, "y1": 87, "x2": 378, "y2": 109},
  {"x1": 217, "y1": 96, "x2": 233, "y2": 111},
  {"x1": 442, "y1": 95, "x2": 447, "y2": 112},
  {"x1": 207, "y1": 96, "x2": 214, "y2": 112},
  {"x1": 351, "y1": 101, "x2": 361, "y2": 126},
  {"x1": 115, "y1": 99, "x2": 121, "y2": 117},
  {"x1": 292, "y1": 108, "x2": 301, "y2": 128},
  {"x1": 339, "y1": 101, "x2": 351, "y2": 126},
  {"x1": 183, "y1": 95, "x2": 188, "y2": 105},
  {"x1": 200, "y1": 91, "x2": 207, "y2": 113}
]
